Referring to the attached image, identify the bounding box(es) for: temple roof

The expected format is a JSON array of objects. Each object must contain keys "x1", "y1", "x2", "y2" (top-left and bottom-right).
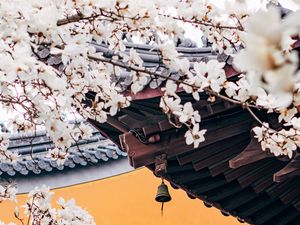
[
  {"x1": 18, "y1": 28, "x2": 300, "y2": 222},
  {"x1": 89, "y1": 92, "x2": 300, "y2": 225},
  {"x1": 89, "y1": 87, "x2": 300, "y2": 225},
  {"x1": 36, "y1": 40, "x2": 237, "y2": 99},
  {"x1": 0, "y1": 123, "x2": 127, "y2": 177}
]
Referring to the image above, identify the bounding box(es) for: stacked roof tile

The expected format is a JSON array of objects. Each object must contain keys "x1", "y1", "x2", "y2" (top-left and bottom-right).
[
  {"x1": 0, "y1": 123, "x2": 127, "y2": 177},
  {"x1": 36, "y1": 40, "x2": 234, "y2": 94}
]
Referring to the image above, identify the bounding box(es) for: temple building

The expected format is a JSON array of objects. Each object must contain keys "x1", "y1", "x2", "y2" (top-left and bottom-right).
[
  {"x1": 0, "y1": 123, "x2": 240, "y2": 225},
  {"x1": 1, "y1": 26, "x2": 300, "y2": 224}
]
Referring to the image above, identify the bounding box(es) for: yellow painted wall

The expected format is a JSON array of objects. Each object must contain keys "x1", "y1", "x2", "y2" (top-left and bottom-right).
[{"x1": 0, "y1": 168, "x2": 243, "y2": 225}]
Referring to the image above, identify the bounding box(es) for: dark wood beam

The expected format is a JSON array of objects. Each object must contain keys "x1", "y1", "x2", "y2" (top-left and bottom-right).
[
  {"x1": 229, "y1": 138, "x2": 274, "y2": 169},
  {"x1": 121, "y1": 111, "x2": 254, "y2": 168},
  {"x1": 273, "y1": 153, "x2": 300, "y2": 182}
]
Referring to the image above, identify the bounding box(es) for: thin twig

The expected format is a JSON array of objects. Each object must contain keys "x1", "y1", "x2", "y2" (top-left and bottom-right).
[{"x1": 245, "y1": 107, "x2": 264, "y2": 125}]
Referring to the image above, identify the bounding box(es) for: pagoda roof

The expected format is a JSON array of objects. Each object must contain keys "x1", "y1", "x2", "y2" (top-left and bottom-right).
[
  {"x1": 0, "y1": 121, "x2": 133, "y2": 193},
  {"x1": 36, "y1": 40, "x2": 239, "y2": 100},
  {"x1": 89, "y1": 92, "x2": 300, "y2": 225},
  {"x1": 87, "y1": 35, "x2": 300, "y2": 224}
]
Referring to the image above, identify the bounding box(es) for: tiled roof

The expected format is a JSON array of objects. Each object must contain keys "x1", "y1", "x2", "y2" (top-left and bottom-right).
[
  {"x1": 0, "y1": 123, "x2": 127, "y2": 177},
  {"x1": 36, "y1": 41, "x2": 234, "y2": 93},
  {"x1": 92, "y1": 42, "x2": 234, "y2": 92}
]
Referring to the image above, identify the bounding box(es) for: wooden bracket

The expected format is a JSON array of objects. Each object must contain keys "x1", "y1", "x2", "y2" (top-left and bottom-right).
[{"x1": 155, "y1": 154, "x2": 167, "y2": 177}]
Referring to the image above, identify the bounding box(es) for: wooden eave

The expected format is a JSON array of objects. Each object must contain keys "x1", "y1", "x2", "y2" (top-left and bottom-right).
[
  {"x1": 88, "y1": 92, "x2": 300, "y2": 224},
  {"x1": 87, "y1": 41, "x2": 300, "y2": 225}
]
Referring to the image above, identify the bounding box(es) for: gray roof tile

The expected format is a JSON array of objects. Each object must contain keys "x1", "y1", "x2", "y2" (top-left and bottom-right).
[
  {"x1": 32, "y1": 167, "x2": 41, "y2": 174},
  {"x1": 12, "y1": 162, "x2": 22, "y2": 172},
  {"x1": 7, "y1": 169, "x2": 16, "y2": 176},
  {"x1": 0, "y1": 163, "x2": 10, "y2": 172},
  {"x1": 0, "y1": 122, "x2": 127, "y2": 177},
  {"x1": 37, "y1": 46, "x2": 50, "y2": 59},
  {"x1": 20, "y1": 168, "x2": 29, "y2": 175},
  {"x1": 36, "y1": 41, "x2": 228, "y2": 93}
]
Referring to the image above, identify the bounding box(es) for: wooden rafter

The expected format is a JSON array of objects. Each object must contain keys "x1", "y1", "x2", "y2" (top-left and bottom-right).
[{"x1": 229, "y1": 138, "x2": 274, "y2": 169}]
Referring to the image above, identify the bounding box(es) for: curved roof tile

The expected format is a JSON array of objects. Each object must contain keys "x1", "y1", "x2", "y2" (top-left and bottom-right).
[
  {"x1": 1, "y1": 123, "x2": 127, "y2": 177},
  {"x1": 37, "y1": 40, "x2": 234, "y2": 94}
]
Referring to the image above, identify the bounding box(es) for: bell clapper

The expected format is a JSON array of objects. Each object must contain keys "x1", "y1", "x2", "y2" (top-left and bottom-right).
[{"x1": 161, "y1": 178, "x2": 164, "y2": 216}]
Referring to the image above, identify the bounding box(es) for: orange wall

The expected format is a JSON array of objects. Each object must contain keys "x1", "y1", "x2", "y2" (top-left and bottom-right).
[{"x1": 0, "y1": 168, "x2": 243, "y2": 225}]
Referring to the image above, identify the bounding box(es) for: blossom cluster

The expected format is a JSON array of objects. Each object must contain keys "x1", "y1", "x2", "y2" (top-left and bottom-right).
[
  {"x1": 157, "y1": 3, "x2": 300, "y2": 156},
  {"x1": 0, "y1": 185, "x2": 95, "y2": 225},
  {"x1": 0, "y1": 183, "x2": 17, "y2": 203},
  {"x1": 232, "y1": 7, "x2": 300, "y2": 158},
  {"x1": 0, "y1": 132, "x2": 19, "y2": 163}
]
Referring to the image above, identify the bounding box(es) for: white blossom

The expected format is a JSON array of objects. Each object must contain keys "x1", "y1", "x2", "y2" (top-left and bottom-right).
[
  {"x1": 19, "y1": 185, "x2": 95, "y2": 225},
  {"x1": 0, "y1": 184, "x2": 17, "y2": 202},
  {"x1": 184, "y1": 124, "x2": 207, "y2": 148},
  {"x1": 46, "y1": 148, "x2": 69, "y2": 166},
  {"x1": 173, "y1": 102, "x2": 201, "y2": 125}
]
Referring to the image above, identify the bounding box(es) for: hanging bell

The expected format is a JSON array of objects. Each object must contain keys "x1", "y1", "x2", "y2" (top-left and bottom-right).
[{"x1": 155, "y1": 181, "x2": 172, "y2": 203}]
